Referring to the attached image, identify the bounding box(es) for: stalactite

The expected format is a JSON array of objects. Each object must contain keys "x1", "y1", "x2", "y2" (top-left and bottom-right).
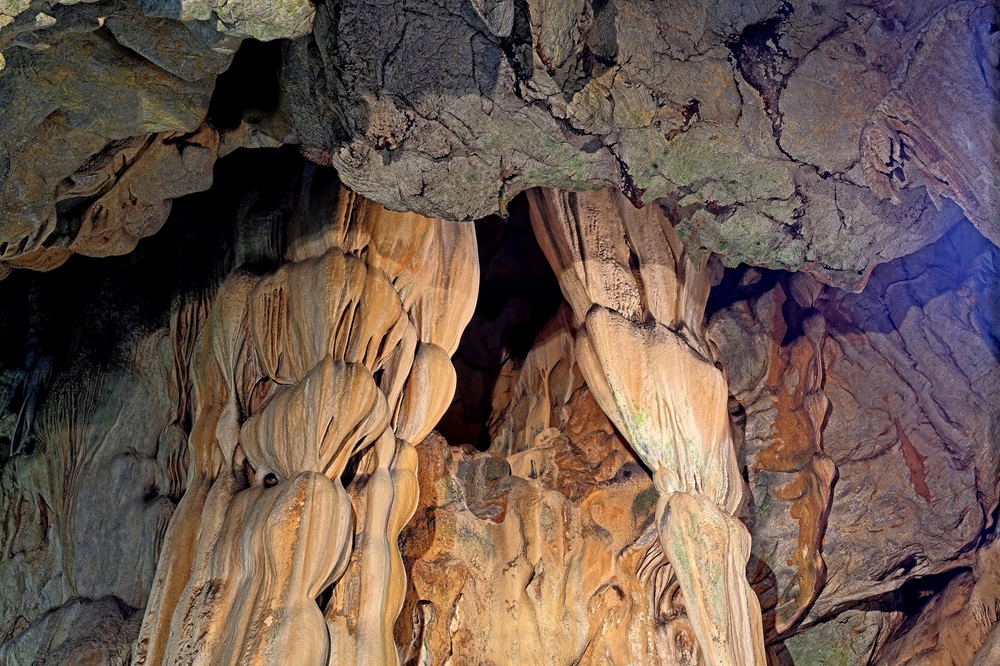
[
  {"x1": 527, "y1": 186, "x2": 767, "y2": 665},
  {"x1": 133, "y1": 186, "x2": 477, "y2": 666}
]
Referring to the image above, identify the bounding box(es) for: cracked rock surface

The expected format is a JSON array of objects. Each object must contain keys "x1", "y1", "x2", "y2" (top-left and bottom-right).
[
  {"x1": 1, "y1": 0, "x2": 996, "y2": 287},
  {"x1": 285, "y1": 0, "x2": 996, "y2": 288}
]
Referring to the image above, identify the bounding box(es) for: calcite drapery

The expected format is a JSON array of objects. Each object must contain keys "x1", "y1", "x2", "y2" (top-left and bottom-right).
[
  {"x1": 527, "y1": 187, "x2": 767, "y2": 664},
  {"x1": 0, "y1": 138, "x2": 997, "y2": 665},
  {"x1": 133, "y1": 187, "x2": 478, "y2": 665}
]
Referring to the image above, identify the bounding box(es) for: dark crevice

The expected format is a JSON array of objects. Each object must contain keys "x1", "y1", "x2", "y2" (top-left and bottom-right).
[
  {"x1": 705, "y1": 264, "x2": 783, "y2": 318},
  {"x1": 340, "y1": 444, "x2": 368, "y2": 488},
  {"x1": 790, "y1": 565, "x2": 973, "y2": 647},
  {"x1": 681, "y1": 98, "x2": 701, "y2": 124},
  {"x1": 779, "y1": 283, "x2": 812, "y2": 346},
  {"x1": 497, "y1": 0, "x2": 534, "y2": 82},
  {"x1": 207, "y1": 39, "x2": 283, "y2": 131},
  {"x1": 868, "y1": 566, "x2": 973, "y2": 642},
  {"x1": 608, "y1": 150, "x2": 647, "y2": 207},
  {"x1": 436, "y1": 193, "x2": 563, "y2": 450},
  {"x1": 142, "y1": 483, "x2": 160, "y2": 503},
  {"x1": 316, "y1": 581, "x2": 335, "y2": 612},
  {"x1": 727, "y1": 2, "x2": 794, "y2": 135}
]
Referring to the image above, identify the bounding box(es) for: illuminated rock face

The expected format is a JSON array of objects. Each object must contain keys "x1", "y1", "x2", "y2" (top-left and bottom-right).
[
  {"x1": 524, "y1": 187, "x2": 765, "y2": 664},
  {"x1": 0, "y1": 141, "x2": 1000, "y2": 666},
  {"x1": 133, "y1": 188, "x2": 479, "y2": 666}
]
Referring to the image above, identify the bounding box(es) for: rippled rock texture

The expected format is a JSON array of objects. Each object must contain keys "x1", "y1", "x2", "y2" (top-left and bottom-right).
[{"x1": 0, "y1": 0, "x2": 998, "y2": 662}]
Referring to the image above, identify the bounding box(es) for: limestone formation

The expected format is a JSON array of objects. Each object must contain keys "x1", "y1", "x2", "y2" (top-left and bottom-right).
[
  {"x1": 133, "y1": 186, "x2": 478, "y2": 666},
  {"x1": 526, "y1": 187, "x2": 766, "y2": 664},
  {"x1": 398, "y1": 433, "x2": 668, "y2": 665},
  {"x1": 0, "y1": 0, "x2": 998, "y2": 663},
  {"x1": 1, "y1": 143, "x2": 998, "y2": 662},
  {"x1": 710, "y1": 271, "x2": 838, "y2": 636}
]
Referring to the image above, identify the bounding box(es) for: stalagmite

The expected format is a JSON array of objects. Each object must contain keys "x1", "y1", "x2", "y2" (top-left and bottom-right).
[
  {"x1": 132, "y1": 186, "x2": 478, "y2": 666},
  {"x1": 527, "y1": 187, "x2": 767, "y2": 665}
]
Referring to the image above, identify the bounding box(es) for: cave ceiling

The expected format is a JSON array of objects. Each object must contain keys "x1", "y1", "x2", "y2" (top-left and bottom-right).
[
  {"x1": 0, "y1": 0, "x2": 998, "y2": 665},
  {"x1": 0, "y1": 0, "x2": 996, "y2": 286}
]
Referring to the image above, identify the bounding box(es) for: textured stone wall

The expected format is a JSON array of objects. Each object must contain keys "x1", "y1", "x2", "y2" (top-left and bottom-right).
[
  {"x1": 0, "y1": 147, "x2": 996, "y2": 664},
  {"x1": 1, "y1": 0, "x2": 996, "y2": 287},
  {"x1": 0, "y1": 0, "x2": 998, "y2": 658}
]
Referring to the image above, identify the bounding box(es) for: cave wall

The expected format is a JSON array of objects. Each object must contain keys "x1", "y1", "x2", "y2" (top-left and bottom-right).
[
  {"x1": 0, "y1": 0, "x2": 998, "y2": 663},
  {"x1": 0, "y1": 148, "x2": 996, "y2": 664}
]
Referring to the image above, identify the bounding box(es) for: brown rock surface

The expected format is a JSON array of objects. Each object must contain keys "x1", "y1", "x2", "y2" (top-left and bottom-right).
[
  {"x1": 0, "y1": 106, "x2": 996, "y2": 666},
  {"x1": 2, "y1": 0, "x2": 995, "y2": 288},
  {"x1": 709, "y1": 220, "x2": 1000, "y2": 657},
  {"x1": 134, "y1": 184, "x2": 478, "y2": 666},
  {"x1": 397, "y1": 433, "x2": 670, "y2": 665}
]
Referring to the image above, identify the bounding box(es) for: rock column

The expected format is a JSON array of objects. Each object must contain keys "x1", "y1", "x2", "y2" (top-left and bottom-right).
[
  {"x1": 527, "y1": 187, "x2": 766, "y2": 665},
  {"x1": 133, "y1": 188, "x2": 478, "y2": 666}
]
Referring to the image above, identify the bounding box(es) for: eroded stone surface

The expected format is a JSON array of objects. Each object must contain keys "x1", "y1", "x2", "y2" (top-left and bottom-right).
[
  {"x1": 134, "y1": 184, "x2": 478, "y2": 666},
  {"x1": 398, "y1": 433, "x2": 670, "y2": 665},
  {"x1": 279, "y1": 0, "x2": 994, "y2": 287},
  {"x1": 1, "y1": 0, "x2": 995, "y2": 288},
  {"x1": 525, "y1": 187, "x2": 766, "y2": 664},
  {"x1": 710, "y1": 220, "x2": 1000, "y2": 654},
  {"x1": 0, "y1": 136, "x2": 996, "y2": 666},
  {"x1": 0, "y1": 596, "x2": 141, "y2": 666}
]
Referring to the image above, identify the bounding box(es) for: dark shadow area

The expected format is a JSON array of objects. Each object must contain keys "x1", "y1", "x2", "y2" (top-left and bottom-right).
[
  {"x1": 726, "y1": 1, "x2": 794, "y2": 130},
  {"x1": 435, "y1": 193, "x2": 564, "y2": 449},
  {"x1": 706, "y1": 218, "x2": 999, "y2": 362},
  {"x1": 207, "y1": 39, "x2": 283, "y2": 131},
  {"x1": 0, "y1": 145, "x2": 311, "y2": 461},
  {"x1": 747, "y1": 554, "x2": 780, "y2": 643},
  {"x1": 706, "y1": 264, "x2": 783, "y2": 319},
  {"x1": 827, "y1": 218, "x2": 997, "y2": 339}
]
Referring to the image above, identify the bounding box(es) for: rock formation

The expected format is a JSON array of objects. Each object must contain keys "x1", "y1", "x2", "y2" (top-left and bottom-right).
[
  {"x1": 3, "y1": 0, "x2": 996, "y2": 287},
  {"x1": 526, "y1": 187, "x2": 766, "y2": 664},
  {"x1": 0, "y1": 0, "x2": 998, "y2": 663},
  {"x1": 134, "y1": 187, "x2": 479, "y2": 665}
]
